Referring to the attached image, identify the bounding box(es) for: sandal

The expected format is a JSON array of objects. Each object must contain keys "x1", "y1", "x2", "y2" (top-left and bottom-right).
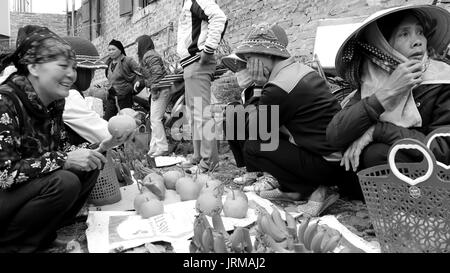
[
  {"x1": 233, "y1": 172, "x2": 260, "y2": 185},
  {"x1": 243, "y1": 173, "x2": 280, "y2": 192},
  {"x1": 257, "y1": 188, "x2": 303, "y2": 202},
  {"x1": 293, "y1": 192, "x2": 340, "y2": 217}
]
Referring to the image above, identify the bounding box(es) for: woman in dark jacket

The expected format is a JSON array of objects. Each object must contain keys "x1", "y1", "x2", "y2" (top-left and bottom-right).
[
  {"x1": 104, "y1": 39, "x2": 141, "y2": 121},
  {"x1": 327, "y1": 5, "x2": 450, "y2": 172},
  {"x1": 134, "y1": 35, "x2": 169, "y2": 157},
  {"x1": 0, "y1": 25, "x2": 108, "y2": 252}
]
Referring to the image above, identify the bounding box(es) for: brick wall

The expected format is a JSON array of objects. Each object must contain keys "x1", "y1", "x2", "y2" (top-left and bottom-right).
[
  {"x1": 89, "y1": 0, "x2": 450, "y2": 85},
  {"x1": 9, "y1": 12, "x2": 68, "y2": 48}
]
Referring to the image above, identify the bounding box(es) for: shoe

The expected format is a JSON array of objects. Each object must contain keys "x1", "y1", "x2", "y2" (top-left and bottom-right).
[
  {"x1": 289, "y1": 191, "x2": 340, "y2": 217},
  {"x1": 243, "y1": 174, "x2": 279, "y2": 192},
  {"x1": 233, "y1": 172, "x2": 259, "y2": 185},
  {"x1": 257, "y1": 188, "x2": 303, "y2": 202},
  {"x1": 179, "y1": 157, "x2": 201, "y2": 168}
]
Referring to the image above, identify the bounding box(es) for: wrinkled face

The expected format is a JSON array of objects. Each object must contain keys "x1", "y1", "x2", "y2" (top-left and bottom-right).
[
  {"x1": 108, "y1": 45, "x2": 122, "y2": 60},
  {"x1": 32, "y1": 56, "x2": 77, "y2": 103},
  {"x1": 388, "y1": 15, "x2": 428, "y2": 61}
]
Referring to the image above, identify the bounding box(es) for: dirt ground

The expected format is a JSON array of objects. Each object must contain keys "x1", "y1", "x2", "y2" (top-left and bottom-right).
[{"x1": 41, "y1": 142, "x2": 377, "y2": 253}]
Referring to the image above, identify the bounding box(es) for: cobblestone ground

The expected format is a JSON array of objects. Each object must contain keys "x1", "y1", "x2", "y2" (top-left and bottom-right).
[{"x1": 42, "y1": 143, "x2": 377, "y2": 253}]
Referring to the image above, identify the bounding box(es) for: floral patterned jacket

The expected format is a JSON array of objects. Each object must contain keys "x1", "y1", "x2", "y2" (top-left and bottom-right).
[{"x1": 0, "y1": 74, "x2": 87, "y2": 190}]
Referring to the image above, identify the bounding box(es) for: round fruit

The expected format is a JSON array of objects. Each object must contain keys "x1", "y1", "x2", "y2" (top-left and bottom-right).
[
  {"x1": 176, "y1": 177, "x2": 200, "y2": 201},
  {"x1": 143, "y1": 173, "x2": 166, "y2": 200},
  {"x1": 195, "y1": 191, "x2": 223, "y2": 216},
  {"x1": 223, "y1": 190, "x2": 248, "y2": 219},
  {"x1": 163, "y1": 170, "x2": 184, "y2": 190},
  {"x1": 163, "y1": 190, "x2": 181, "y2": 205},
  {"x1": 201, "y1": 179, "x2": 224, "y2": 196},
  {"x1": 134, "y1": 192, "x2": 158, "y2": 214},
  {"x1": 195, "y1": 174, "x2": 211, "y2": 189},
  {"x1": 140, "y1": 199, "x2": 164, "y2": 219},
  {"x1": 108, "y1": 115, "x2": 137, "y2": 136},
  {"x1": 119, "y1": 108, "x2": 137, "y2": 118}
]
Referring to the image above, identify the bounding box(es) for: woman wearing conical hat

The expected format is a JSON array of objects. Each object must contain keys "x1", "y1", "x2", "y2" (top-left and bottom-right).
[{"x1": 327, "y1": 4, "x2": 450, "y2": 172}]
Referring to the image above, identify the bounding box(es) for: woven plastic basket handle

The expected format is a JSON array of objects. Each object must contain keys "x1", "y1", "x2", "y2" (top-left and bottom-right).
[
  {"x1": 388, "y1": 138, "x2": 435, "y2": 186},
  {"x1": 424, "y1": 126, "x2": 450, "y2": 170}
]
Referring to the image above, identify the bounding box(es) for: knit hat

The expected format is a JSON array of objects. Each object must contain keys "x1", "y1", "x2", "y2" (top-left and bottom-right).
[
  {"x1": 235, "y1": 22, "x2": 290, "y2": 59},
  {"x1": 63, "y1": 36, "x2": 107, "y2": 69},
  {"x1": 109, "y1": 39, "x2": 126, "y2": 56},
  {"x1": 221, "y1": 53, "x2": 247, "y2": 73},
  {"x1": 335, "y1": 4, "x2": 450, "y2": 88}
]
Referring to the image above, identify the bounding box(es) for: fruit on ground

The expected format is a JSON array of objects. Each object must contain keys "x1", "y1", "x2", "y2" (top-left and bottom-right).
[
  {"x1": 195, "y1": 174, "x2": 211, "y2": 189},
  {"x1": 134, "y1": 192, "x2": 159, "y2": 214},
  {"x1": 143, "y1": 173, "x2": 166, "y2": 200},
  {"x1": 164, "y1": 190, "x2": 181, "y2": 205},
  {"x1": 163, "y1": 170, "x2": 184, "y2": 190},
  {"x1": 223, "y1": 189, "x2": 248, "y2": 219},
  {"x1": 140, "y1": 199, "x2": 164, "y2": 219},
  {"x1": 195, "y1": 191, "x2": 223, "y2": 216},
  {"x1": 176, "y1": 177, "x2": 201, "y2": 201},
  {"x1": 200, "y1": 179, "x2": 224, "y2": 196},
  {"x1": 108, "y1": 115, "x2": 137, "y2": 136}
]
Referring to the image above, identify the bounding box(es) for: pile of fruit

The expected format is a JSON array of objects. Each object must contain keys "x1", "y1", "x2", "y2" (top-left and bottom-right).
[
  {"x1": 190, "y1": 212, "x2": 253, "y2": 253},
  {"x1": 252, "y1": 203, "x2": 344, "y2": 253}
]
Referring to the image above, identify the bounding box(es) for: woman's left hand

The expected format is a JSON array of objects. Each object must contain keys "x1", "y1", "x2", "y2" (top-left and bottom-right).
[
  {"x1": 341, "y1": 126, "x2": 375, "y2": 172},
  {"x1": 97, "y1": 129, "x2": 136, "y2": 153}
]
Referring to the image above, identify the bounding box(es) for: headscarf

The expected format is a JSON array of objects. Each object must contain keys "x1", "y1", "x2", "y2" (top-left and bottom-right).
[
  {"x1": 109, "y1": 39, "x2": 126, "y2": 56},
  {"x1": 0, "y1": 25, "x2": 75, "y2": 75},
  {"x1": 136, "y1": 35, "x2": 155, "y2": 63},
  {"x1": 359, "y1": 21, "x2": 450, "y2": 128}
]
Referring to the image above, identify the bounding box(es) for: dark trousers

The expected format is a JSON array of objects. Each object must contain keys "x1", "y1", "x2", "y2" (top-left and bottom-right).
[
  {"x1": 244, "y1": 138, "x2": 363, "y2": 199},
  {"x1": 104, "y1": 94, "x2": 133, "y2": 121},
  {"x1": 360, "y1": 143, "x2": 418, "y2": 170},
  {"x1": 0, "y1": 169, "x2": 99, "y2": 253}
]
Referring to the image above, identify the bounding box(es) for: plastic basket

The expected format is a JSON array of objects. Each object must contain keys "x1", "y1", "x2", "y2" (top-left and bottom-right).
[
  {"x1": 88, "y1": 152, "x2": 122, "y2": 206},
  {"x1": 357, "y1": 132, "x2": 450, "y2": 253}
]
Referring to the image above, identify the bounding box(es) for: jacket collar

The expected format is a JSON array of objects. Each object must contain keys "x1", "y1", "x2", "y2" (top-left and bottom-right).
[{"x1": 268, "y1": 57, "x2": 296, "y2": 82}]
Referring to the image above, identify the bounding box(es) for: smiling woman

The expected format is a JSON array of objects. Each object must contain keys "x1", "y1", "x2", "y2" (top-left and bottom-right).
[{"x1": 0, "y1": 25, "x2": 111, "y2": 253}]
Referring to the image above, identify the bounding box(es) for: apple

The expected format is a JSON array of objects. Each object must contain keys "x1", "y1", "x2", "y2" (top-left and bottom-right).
[
  {"x1": 140, "y1": 199, "x2": 164, "y2": 219},
  {"x1": 176, "y1": 176, "x2": 201, "y2": 201},
  {"x1": 143, "y1": 173, "x2": 166, "y2": 200},
  {"x1": 108, "y1": 115, "x2": 137, "y2": 136},
  {"x1": 163, "y1": 190, "x2": 181, "y2": 205},
  {"x1": 195, "y1": 173, "x2": 211, "y2": 189},
  {"x1": 134, "y1": 191, "x2": 159, "y2": 214},
  {"x1": 200, "y1": 179, "x2": 224, "y2": 196},
  {"x1": 163, "y1": 170, "x2": 184, "y2": 190},
  {"x1": 223, "y1": 189, "x2": 248, "y2": 219},
  {"x1": 195, "y1": 191, "x2": 223, "y2": 216}
]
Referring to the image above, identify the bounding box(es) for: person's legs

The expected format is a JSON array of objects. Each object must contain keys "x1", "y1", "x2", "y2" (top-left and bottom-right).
[
  {"x1": 183, "y1": 61, "x2": 219, "y2": 170},
  {"x1": 149, "y1": 89, "x2": 170, "y2": 155},
  {"x1": 104, "y1": 97, "x2": 118, "y2": 121},
  {"x1": 360, "y1": 143, "x2": 418, "y2": 169},
  {"x1": 117, "y1": 93, "x2": 134, "y2": 110},
  {"x1": 244, "y1": 139, "x2": 321, "y2": 196},
  {"x1": 0, "y1": 171, "x2": 82, "y2": 253}
]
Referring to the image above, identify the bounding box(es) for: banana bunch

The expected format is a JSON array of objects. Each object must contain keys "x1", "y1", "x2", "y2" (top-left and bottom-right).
[
  {"x1": 190, "y1": 212, "x2": 252, "y2": 253},
  {"x1": 296, "y1": 218, "x2": 343, "y2": 253}
]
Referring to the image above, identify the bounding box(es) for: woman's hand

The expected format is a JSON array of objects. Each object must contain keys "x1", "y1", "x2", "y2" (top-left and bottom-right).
[
  {"x1": 375, "y1": 60, "x2": 423, "y2": 111},
  {"x1": 64, "y1": 149, "x2": 108, "y2": 172},
  {"x1": 341, "y1": 126, "x2": 375, "y2": 172},
  {"x1": 97, "y1": 129, "x2": 136, "y2": 153}
]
